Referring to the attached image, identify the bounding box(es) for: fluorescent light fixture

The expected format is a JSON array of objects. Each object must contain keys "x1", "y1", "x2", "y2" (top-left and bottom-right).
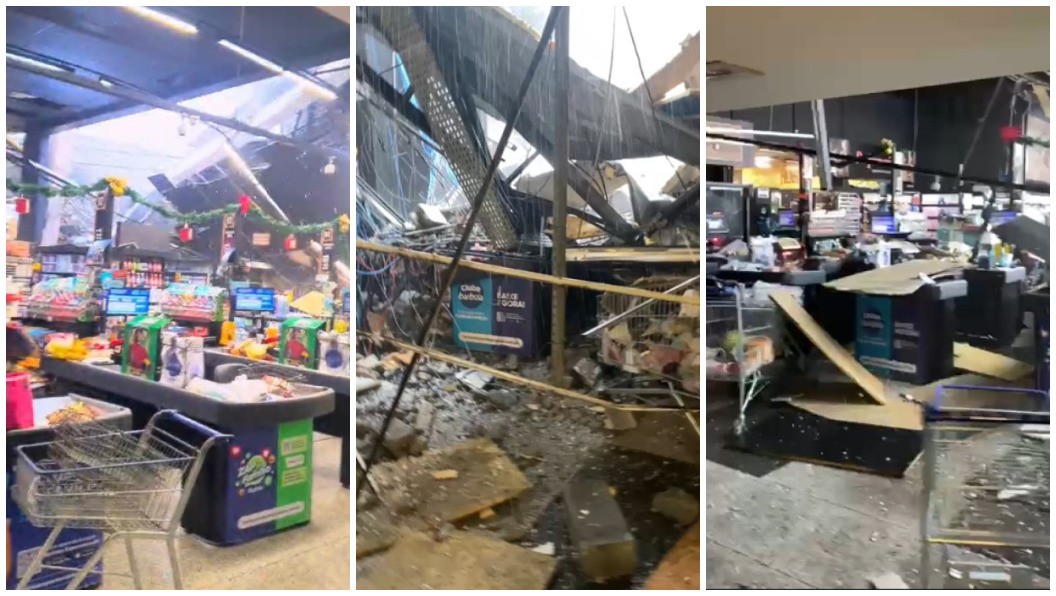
[
  {"x1": 6, "y1": 53, "x2": 67, "y2": 73},
  {"x1": 753, "y1": 156, "x2": 772, "y2": 168},
  {"x1": 99, "y1": 78, "x2": 113, "y2": 88},
  {"x1": 222, "y1": 141, "x2": 289, "y2": 221},
  {"x1": 218, "y1": 40, "x2": 284, "y2": 74},
  {"x1": 8, "y1": 92, "x2": 37, "y2": 100},
  {"x1": 282, "y1": 72, "x2": 338, "y2": 102},
  {"x1": 124, "y1": 7, "x2": 198, "y2": 35}
]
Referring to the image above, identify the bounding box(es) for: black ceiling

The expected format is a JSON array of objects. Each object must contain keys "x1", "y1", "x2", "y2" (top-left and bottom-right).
[{"x1": 7, "y1": 6, "x2": 349, "y2": 133}]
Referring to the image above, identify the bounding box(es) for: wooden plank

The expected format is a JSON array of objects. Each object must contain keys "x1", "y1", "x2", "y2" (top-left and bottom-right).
[
  {"x1": 770, "y1": 290, "x2": 888, "y2": 404},
  {"x1": 565, "y1": 247, "x2": 700, "y2": 263},
  {"x1": 356, "y1": 240, "x2": 700, "y2": 306},
  {"x1": 357, "y1": 530, "x2": 556, "y2": 590},
  {"x1": 953, "y1": 343, "x2": 1033, "y2": 381},
  {"x1": 822, "y1": 260, "x2": 963, "y2": 295},
  {"x1": 370, "y1": 438, "x2": 531, "y2": 526},
  {"x1": 358, "y1": 331, "x2": 692, "y2": 413},
  {"x1": 644, "y1": 522, "x2": 700, "y2": 590}
]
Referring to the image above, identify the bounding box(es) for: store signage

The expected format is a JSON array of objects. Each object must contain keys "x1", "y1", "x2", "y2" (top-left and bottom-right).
[
  {"x1": 220, "y1": 213, "x2": 237, "y2": 260},
  {"x1": 94, "y1": 191, "x2": 115, "y2": 241},
  {"x1": 450, "y1": 272, "x2": 536, "y2": 357},
  {"x1": 252, "y1": 233, "x2": 271, "y2": 247}
]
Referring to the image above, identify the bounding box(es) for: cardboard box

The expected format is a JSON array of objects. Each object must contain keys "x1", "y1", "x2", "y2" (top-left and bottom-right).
[
  {"x1": 279, "y1": 317, "x2": 325, "y2": 368},
  {"x1": 122, "y1": 315, "x2": 169, "y2": 380}
]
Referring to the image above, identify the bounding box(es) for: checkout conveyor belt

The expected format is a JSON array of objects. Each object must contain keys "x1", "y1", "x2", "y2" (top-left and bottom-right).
[
  {"x1": 41, "y1": 357, "x2": 335, "y2": 427},
  {"x1": 202, "y1": 349, "x2": 351, "y2": 488}
]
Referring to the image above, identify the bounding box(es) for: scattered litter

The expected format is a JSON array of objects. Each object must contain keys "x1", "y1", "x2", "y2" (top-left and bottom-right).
[
  {"x1": 531, "y1": 542, "x2": 555, "y2": 556},
  {"x1": 457, "y1": 370, "x2": 493, "y2": 393},
  {"x1": 572, "y1": 357, "x2": 602, "y2": 386},
  {"x1": 997, "y1": 485, "x2": 1037, "y2": 500},
  {"x1": 868, "y1": 572, "x2": 908, "y2": 589},
  {"x1": 432, "y1": 469, "x2": 459, "y2": 480},
  {"x1": 357, "y1": 377, "x2": 382, "y2": 393}
]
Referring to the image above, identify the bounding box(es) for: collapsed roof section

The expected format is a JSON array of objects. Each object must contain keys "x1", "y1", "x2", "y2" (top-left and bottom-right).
[{"x1": 355, "y1": 6, "x2": 700, "y2": 249}]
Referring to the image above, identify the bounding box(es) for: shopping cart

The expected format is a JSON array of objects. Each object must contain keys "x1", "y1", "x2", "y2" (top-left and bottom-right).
[
  {"x1": 919, "y1": 385, "x2": 1050, "y2": 589},
  {"x1": 12, "y1": 410, "x2": 230, "y2": 590},
  {"x1": 705, "y1": 279, "x2": 780, "y2": 434}
]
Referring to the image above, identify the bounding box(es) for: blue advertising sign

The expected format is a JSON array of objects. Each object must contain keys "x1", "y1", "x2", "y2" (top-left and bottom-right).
[
  {"x1": 234, "y1": 287, "x2": 275, "y2": 313},
  {"x1": 105, "y1": 288, "x2": 151, "y2": 316},
  {"x1": 451, "y1": 273, "x2": 535, "y2": 357}
]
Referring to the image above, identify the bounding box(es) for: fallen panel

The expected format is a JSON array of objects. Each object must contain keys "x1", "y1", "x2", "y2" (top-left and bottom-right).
[
  {"x1": 370, "y1": 437, "x2": 531, "y2": 525},
  {"x1": 770, "y1": 290, "x2": 889, "y2": 404},
  {"x1": 953, "y1": 342, "x2": 1033, "y2": 381},
  {"x1": 357, "y1": 530, "x2": 556, "y2": 589},
  {"x1": 822, "y1": 259, "x2": 963, "y2": 295},
  {"x1": 644, "y1": 521, "x2": 700, "y2": 590}
]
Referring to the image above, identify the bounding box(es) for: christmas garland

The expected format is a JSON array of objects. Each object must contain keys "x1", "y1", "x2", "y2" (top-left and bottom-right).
[{"x1": 6, "y1": 177, "x2": 351, "y2": 237}]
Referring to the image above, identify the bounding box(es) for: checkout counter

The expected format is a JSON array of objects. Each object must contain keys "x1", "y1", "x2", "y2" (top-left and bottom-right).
[{"x1": 40, "y1": 357, "x2": 335, "y2": 546}]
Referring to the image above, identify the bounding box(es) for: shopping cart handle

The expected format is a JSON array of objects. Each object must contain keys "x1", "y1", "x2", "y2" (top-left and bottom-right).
[
  {"x1": 933, "y1": 384, "x2": 1050, "y2": 410},
  {"x1": 154, "y1": 410, "x2": 231, "y2": 439}
]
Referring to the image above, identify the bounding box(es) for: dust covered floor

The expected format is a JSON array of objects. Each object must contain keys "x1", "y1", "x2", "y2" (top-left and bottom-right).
[
  {"x1": 706, "y1": 399, "x2": 1050, "y2": 589},
  {"x1": 99, "y1": 434, "x2": 350, "y2": 590},
  {"x1": 356, "y1": 358, "x2": 700, "y2": 589}
]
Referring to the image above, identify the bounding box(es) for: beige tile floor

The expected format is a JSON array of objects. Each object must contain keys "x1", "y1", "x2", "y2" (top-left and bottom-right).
[{"x1": 99, "y1": 433, "x2": 350, "y2": 590}]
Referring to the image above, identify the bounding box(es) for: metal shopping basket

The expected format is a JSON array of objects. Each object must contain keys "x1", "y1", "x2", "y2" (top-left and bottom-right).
[
  {"x1": 12, "y1": 410, "x2": 230, "y2": 590},
  {"x1": 919, "y1": 385, "x2": 1050, "y2": 589}
]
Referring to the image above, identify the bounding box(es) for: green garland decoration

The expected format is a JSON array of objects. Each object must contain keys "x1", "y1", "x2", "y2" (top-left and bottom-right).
[{"x1": 6, "y1": 178, "x2": 350, "y2": 238}]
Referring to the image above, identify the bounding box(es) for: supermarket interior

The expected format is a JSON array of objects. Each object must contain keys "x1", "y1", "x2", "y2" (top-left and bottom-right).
[
  {"x1": 6, "y1": 6, "x2": 351, "y2": 590},
  {"x1": 705, "y1": 6, "x2": 1049, "y2": 590}
]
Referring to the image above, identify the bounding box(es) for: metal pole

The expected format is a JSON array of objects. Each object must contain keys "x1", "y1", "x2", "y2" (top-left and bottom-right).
[
  {"x1": 551, "y1": 7, "x2": 570, "y2": 388},
  {"x1": 6, "y1": 57, "x2": 347, "y2": 160},
  {"x1": 811, "y1": 100, "x2": 832, "y2": 190}
]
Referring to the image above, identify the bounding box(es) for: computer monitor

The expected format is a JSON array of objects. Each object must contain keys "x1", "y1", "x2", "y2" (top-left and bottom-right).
[
  {"x1": 990, "y1": 211, "x2": 1017, "y2": 226},
  {"x1": 233, "y1": 287, "x2": 276, "y2": 313},
  {"x1": 778, "y1": 210, "x2": 796, "y2": 227},
  {"x1": 871, "y1": 214, "x2": 897, "y2": 234},
  {"x1": 106, "y1": 288, "x2": 151, "y2": 316}
]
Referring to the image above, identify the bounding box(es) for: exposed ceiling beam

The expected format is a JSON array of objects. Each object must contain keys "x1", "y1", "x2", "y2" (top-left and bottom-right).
[
  {"x1": 632, "y1": 32, "x2": 700, "y2": 104},
  {"x1": 7, "y1": 56, "x2": 349, "y2": 160},
  {"x1": 318, "y1": 6, "x2": 351, "y2": 24}
]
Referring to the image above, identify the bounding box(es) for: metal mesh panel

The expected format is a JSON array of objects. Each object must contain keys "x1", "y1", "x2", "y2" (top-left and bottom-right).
[{"x1": 371, "y1": 7, "x2": 518, "y2": 250}]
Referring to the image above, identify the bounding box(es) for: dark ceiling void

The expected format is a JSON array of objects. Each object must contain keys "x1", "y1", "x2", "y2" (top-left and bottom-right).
[{"x1": 6, "y1": 6, "x2": 350, "y2": 133}]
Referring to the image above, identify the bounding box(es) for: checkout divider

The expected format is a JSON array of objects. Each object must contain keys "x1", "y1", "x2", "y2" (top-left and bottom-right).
[{"x1": 40, "y1": 357, "x2": 335, "y2": 546}]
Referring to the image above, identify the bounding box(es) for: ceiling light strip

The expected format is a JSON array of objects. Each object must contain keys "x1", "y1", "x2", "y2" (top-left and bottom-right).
[{"x1": 124, "y1": 7, "x2": 198, "y2": 35}]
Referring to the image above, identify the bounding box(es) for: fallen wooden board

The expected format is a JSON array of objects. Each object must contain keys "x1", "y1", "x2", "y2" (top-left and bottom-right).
[
  {"x1": 613, "y1": 411, "x2": 700, "y2": 464},
  {"x1": 790, "y1": 398, "x2": 922, "y2": 431},
  {"x1": 370, "y1": 438, "x2": 530, "y2": 525},
  {"x1": 823, "y1": 259, "x2": 963, "y2": 295},
  {"x1": 789, "y1": 373, "x2": 1036, "y2": 431},
  {"x1": 644, "y1": 521, "x2": 700, "y2": 590},
  {"x1": 953, "y1": 343, "x2": 1033, "y2": 381},
  {"x1": 770, "y1": 290, "x2": 888, "y2": 404},
  {"x1": 356, "y1": 530, "x2": 556, "y2": 590}
]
